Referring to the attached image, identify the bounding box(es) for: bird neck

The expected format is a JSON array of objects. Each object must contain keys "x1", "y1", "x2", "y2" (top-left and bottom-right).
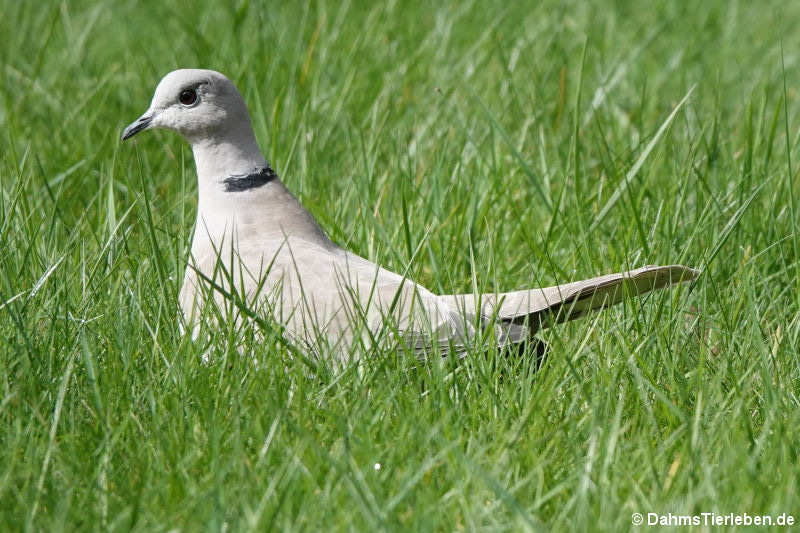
[
  {"x1": 191, "y1": 129, "x2": 267, "y2": 190},
  {"x1": 189, "y1": 130, "x2": 335, "y2": 250}
]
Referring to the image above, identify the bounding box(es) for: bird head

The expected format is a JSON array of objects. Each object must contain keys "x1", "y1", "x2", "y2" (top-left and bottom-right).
[{"x1": 122, "y1": 69, "x2": 252, "y2": 145}]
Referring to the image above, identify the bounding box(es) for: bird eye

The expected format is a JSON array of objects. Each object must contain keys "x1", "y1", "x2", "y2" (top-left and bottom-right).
[{"x1": 179, "y1": 89, "x2": 198, "y2": 106}]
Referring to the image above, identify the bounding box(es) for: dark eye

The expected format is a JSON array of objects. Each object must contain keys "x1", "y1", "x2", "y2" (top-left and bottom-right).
[{"x1": 179, "y1": 89, "x2": 198, "y2": 106}]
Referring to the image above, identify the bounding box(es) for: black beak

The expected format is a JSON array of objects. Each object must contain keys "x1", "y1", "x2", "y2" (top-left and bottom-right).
[{"x1": 121, "y1": 114, "x2": 153, "y2": 141}]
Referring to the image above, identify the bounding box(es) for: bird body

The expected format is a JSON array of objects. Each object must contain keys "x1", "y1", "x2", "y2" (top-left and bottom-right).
[{"x1": 123, "y1": 69, "x2": 697, "y2": 360}]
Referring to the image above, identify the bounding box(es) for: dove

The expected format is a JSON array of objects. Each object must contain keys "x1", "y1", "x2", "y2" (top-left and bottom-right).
[{"x1": 122, "y1": 69, "x2": 698, "y2": 361}]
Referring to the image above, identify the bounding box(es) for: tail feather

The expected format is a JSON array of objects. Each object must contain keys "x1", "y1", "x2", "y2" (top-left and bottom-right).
[{"x1": 439, "y1": 264, "x2": 698, "y2": 332}]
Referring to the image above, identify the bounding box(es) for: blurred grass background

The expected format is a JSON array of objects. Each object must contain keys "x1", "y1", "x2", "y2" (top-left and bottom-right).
[{"x1": 1, "y1": 0, "x2": 799, "y2": 530}]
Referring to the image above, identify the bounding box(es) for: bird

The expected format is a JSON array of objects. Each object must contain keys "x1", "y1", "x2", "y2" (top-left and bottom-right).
[{"x1": 122, "y1": 69, "x2": 698, "y2": 362}]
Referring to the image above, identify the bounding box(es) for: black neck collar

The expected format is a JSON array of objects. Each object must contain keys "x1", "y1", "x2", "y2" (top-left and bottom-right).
[{"x1": 222, "y1": 165, "x2": 277, "y2": 192}]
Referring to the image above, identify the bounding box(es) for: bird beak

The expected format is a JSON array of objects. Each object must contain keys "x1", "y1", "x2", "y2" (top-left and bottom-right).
[{"x1": 121, "y1": 113, "x2": 154, "y2": 141}]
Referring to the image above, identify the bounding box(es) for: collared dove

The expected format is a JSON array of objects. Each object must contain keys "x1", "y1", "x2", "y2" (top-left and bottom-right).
[{"x1": 122, "y1": 69, "x2": 698, "y2": 361}]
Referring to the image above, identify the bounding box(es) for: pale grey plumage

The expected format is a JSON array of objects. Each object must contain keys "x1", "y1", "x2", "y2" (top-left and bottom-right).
[{"x1": 123, "y1": 69, "x2": 698, "y2": 361}]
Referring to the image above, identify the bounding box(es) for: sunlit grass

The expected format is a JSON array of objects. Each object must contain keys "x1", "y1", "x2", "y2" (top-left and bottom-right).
[{"x1": 1, "y1": 0, "x2": 799, "y2": 530}]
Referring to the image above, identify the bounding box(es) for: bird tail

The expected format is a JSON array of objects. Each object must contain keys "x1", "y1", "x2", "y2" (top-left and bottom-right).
[{"x1": 439, "y1": 264, "x2": 699, "y2": 333}]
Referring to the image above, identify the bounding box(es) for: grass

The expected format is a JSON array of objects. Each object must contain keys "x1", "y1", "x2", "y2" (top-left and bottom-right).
[{"x1": 1, "y1": 0, "x2": 799, "y2": 530}]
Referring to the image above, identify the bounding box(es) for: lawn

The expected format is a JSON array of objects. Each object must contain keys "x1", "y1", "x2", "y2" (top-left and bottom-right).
[{"x1": 1, "y1": 0, "x2": 799, "y2": 530}]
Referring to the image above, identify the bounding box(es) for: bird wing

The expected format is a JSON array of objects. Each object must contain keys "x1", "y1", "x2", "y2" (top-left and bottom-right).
[
  {"x1": 193, "y1": 235, "x2": 486, "y2": 357},
  {"x1": 438, "y1": 265, "x2": 699, "y2": 332}
]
